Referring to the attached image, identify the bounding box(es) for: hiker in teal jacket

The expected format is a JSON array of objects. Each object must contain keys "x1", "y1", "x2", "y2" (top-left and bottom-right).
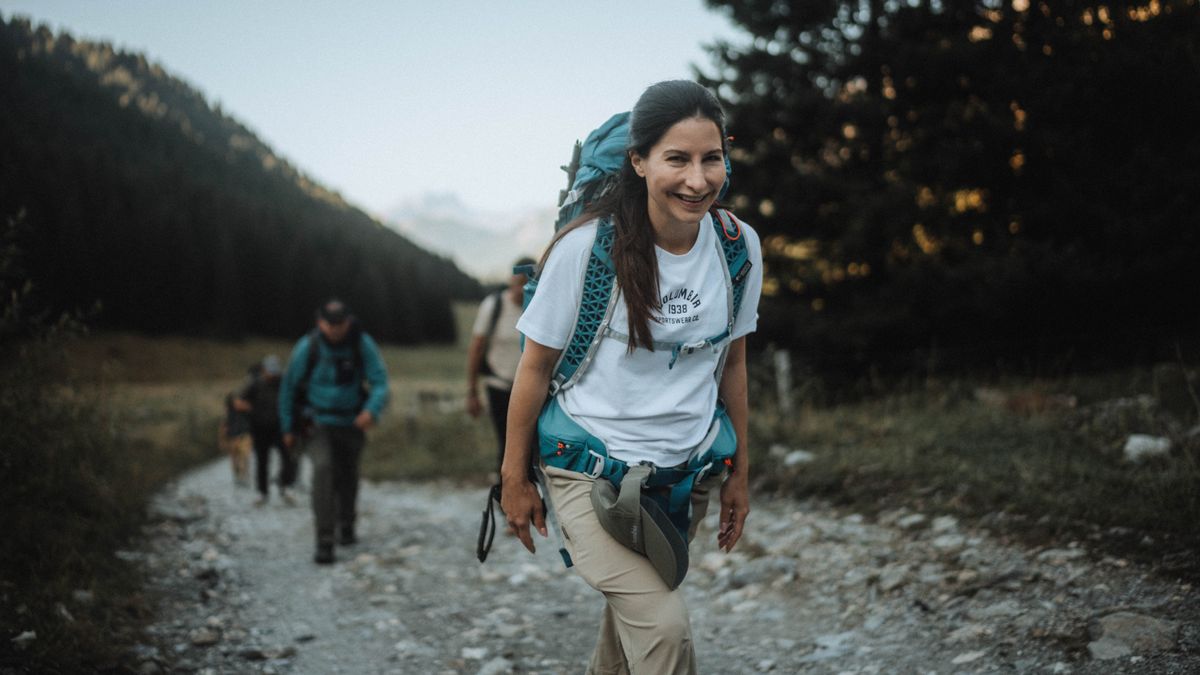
[{"x1": 279, "y1": 299, "x2": 389, "y2": 564}]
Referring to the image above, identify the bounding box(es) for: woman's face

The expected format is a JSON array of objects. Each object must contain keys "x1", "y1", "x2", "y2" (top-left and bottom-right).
[{"x1": 631, "y1": 115, "x2": 726, "y2": 232}]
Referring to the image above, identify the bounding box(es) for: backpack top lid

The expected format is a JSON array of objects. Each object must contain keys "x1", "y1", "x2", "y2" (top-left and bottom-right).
[
  {"x1": 554, "y1": 110, "x2": 733, "y2": 231},
  {"x1": 573, "y1": 112, "x2": 632, "y2": 196},
  {"x1": 555, "y1": 112, "x2": 631, "y2": 230}
]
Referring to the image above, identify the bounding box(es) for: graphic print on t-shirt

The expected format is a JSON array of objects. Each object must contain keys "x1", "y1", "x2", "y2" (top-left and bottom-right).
[{"x1": 655, "y1": 286, "x2": 704, "y2": 325}]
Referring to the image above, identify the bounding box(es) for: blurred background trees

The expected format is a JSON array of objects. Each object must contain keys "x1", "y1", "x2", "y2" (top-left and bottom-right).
[{"x1": 702, "y1": 0, "x2": 1200, "y2": 376}]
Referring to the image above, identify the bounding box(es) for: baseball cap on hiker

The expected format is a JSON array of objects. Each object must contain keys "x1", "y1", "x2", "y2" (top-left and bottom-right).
[
  {"x1": 262, "y1": 354, "x2": 282, "y2": 376},
  {"x1": 317, "y1": 299, "x2": 350, "y2": 323},
  {"x1": 590, "y1": 464, "x2": 689, "y2": 590}
]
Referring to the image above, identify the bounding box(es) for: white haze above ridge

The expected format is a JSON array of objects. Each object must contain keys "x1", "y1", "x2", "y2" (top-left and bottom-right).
[{"x1": 385, "y1": 193, "x2": 554, "y2": 283}]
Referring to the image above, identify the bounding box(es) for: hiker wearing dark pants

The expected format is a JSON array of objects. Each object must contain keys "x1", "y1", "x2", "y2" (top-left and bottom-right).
[
  {"x1": 252, "y1": 426, "x2": 293, "y2": 500},
  {"x1": 236, "y1": 354, "x2": 296, "y2": 505},
  {"x1": 305, "y1": 424, "x2": 364, "y2": 548},
  {"x1": 500, "y1": 81, "x2": 762, "y2": 674},
  {"x1": 466, "y1": 258, "x2": 534, "y2": 475},
  {"x1": 279, "y1": 299, "x2": 389, "y2": 565}
]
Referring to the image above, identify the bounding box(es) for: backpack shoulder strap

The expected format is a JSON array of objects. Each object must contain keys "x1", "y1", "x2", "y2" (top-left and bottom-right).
[
  {"x1": 302, "y1": 329, "x2": 321, "y2": 386},
  {"x1": 350, "y1": 321, "x2": 369, "y2": 407},
  {"x1": 349, "y1": 320, "x2": 364, "y2": 374},
  {"x1": 549, "y1": 218, "x2": 618, "y2": 396},
  {"x1": 485, "y1": 290, "x2": 504, "y2": 341},
  {"x1": 713, "y1": 208, "x2": 751, "y2": 325},
  {"x1": 292, "y1": 329, "x2": 321, "y2": 415},
  {"x1": 709, "y1": 208, "x2": 752, "y2": 382}
]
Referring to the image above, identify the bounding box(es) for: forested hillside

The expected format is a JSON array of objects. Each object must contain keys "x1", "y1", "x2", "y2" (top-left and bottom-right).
[
  {"x1": 703, "y1": 0, "x2": 1200, "y2": 373},
  {"x1": 0, "y1": 16, "x2": 481, "y2": 343}
]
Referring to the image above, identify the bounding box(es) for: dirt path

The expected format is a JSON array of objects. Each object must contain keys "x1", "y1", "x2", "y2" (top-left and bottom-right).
[{"x1": 130, "y1": 458, "x2": 1197, "y2": 674}]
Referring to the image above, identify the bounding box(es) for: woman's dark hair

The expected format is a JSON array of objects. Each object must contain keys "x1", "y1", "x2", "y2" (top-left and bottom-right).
[{"x1": 542, "y1": 80, "x2": 728, "y2": 351}]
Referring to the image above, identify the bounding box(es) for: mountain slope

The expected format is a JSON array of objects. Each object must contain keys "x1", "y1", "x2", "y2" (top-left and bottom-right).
[{"x1": 0, "y1": 16, "x2": 481, "y2": 343}]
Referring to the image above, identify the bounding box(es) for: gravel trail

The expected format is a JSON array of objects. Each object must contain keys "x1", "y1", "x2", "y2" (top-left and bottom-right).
[{"x1": 132, "y1": 458, "x2": 1198, "y2": 674}]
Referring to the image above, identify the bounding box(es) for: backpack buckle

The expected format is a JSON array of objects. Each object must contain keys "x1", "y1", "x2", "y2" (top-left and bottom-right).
[
  {"x1": 669, "y1": 340, "x2": 711, "y2": 369},
  {"x1": 585, "y1": 449, "x2": 607, "y2": 478}
]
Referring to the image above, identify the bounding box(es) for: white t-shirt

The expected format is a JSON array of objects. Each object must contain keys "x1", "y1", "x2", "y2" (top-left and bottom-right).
[
  {"x1": 471, "y1": 290, "x2": 524, "y2": 389},
  {"x1": 517, "y1": 212, "x2": 763, "y2": 466}
]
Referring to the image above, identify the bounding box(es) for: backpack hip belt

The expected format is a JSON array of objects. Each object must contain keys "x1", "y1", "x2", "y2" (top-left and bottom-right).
[{"x1": 537, "y1": 397, "x2": 737, "y2": 542}]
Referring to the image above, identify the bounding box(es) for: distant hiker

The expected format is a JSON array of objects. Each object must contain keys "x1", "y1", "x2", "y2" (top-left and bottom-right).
[
  {"x1": 235, "y1": 354, "x2": 296, "y2": 506},
  {"x1": 466, "y1": 257, "x2": 536, "y2": 476},
  {"x1": 219, "y1": 393, "x2": 252, "y2": 486},
  {"x1": 501, "y1": 81, "x2": 762, "y2": 674},
  {"x1": 279, "y1": 299, "x2": 390, "y2": 565}
]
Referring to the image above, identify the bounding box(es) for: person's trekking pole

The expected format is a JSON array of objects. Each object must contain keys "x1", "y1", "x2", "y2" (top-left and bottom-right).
[{"x1": 476, "y1": 484, "x2": 501, "y2": 562}]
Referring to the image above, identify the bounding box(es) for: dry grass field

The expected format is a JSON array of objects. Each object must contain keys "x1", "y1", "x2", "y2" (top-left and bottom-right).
[{"x1": 58, "y1": 303, "x2": 496, "y2": 485}]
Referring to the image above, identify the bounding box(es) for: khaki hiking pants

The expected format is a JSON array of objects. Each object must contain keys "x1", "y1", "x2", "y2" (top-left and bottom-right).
[{"x1": 542, "y1": 464, "x2": 721, "y2": 675}]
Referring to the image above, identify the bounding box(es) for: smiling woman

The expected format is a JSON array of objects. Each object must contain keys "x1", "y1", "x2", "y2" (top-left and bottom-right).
[{"x1": 498, "y1": 80, "x2": 764, "y2": 674}]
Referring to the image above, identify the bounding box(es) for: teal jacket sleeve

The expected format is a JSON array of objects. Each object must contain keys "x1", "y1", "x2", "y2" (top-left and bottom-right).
[
  {"x1": 278, "y1": 336, "x2": 311, "y2": 434},
  {"x1": 359, "y1": 333, "x2": 390, "y2": 419}
]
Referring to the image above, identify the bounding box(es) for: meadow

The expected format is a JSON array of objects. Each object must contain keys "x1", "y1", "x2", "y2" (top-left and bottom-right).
[
  {"x1": 747, "y1": 359, "x2": 1200, "y2": 575},
  {"x1": 58, "y1": 303, "x2": 498, "y2": 485}
]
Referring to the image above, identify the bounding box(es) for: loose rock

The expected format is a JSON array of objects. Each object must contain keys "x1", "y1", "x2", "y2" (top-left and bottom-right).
[
  {"x1": 1123, "y1": 434, "x2": 1172, "y2": 462},
  {"x1": 1088, "y1": 611, "x2": 1179, "y2": 659},
  {"x1": 130, "y1": 459, "x2": 1200, "y2": 674}
]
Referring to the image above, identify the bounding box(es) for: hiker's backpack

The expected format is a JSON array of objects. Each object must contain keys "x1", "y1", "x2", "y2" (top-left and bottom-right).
[
  {"x1": 291, "y1": 321, "x2": 367, "y2": 433},
  {"x1": 475, "y1": 288, "x2": 506, "y2": 379},
  {"x1": 242, "y1": 370, "x2": 281, "y2": 431},
  {"x1": 223, "y1": 393, "x2": 251, "y2": 437},
  {"x1": 522, "y1": 113, "x2": 750, "y2": 394}
]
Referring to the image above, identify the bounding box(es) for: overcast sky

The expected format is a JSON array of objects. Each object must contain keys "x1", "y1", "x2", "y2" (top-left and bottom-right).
[{"x1": 1, "y1": 1, "x2": 746, "y2": 218}]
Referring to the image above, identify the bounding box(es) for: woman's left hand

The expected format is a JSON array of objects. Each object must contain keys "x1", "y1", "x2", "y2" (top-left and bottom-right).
[{"x1": 717, "y1": 471, "x2": 750, "y2": 552}]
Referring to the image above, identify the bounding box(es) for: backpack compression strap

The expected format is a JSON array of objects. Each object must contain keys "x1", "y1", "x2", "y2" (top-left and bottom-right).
[
  {"x1": 547, "y1": 218, "x2": 618, "y2": 396},
  {"x1": 710, "y1": 208, "x2": 752, "y2": 380},
  {"x1": 714, "y1": 209, "x2": 751, "y2": 325}
]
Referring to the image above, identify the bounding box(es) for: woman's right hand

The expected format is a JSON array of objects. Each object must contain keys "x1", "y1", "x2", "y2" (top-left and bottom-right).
[
  {"x1": 500, "y1": 476, "x2": 546, "y2": 554},
  {"x1": 498, "y1": 337, "x2": 559, "y2": 555}
]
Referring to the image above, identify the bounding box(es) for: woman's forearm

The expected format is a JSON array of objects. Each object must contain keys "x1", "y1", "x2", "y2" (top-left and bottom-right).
[
  {"x1": 502, "y1": 339, "x2": 559, "y2": 484},
  {"x1": 466, "y1": 335, "x2": 486, "y2": 391},
  {"x1": 719, "y1": 337, "x2": 751, "y2": 474}
]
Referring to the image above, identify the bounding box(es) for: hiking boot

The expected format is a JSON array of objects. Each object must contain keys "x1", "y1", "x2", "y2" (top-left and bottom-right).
[
  {"x1": 314, "y1": 543, "x2": 335, "y2": 565},
  {"x1": 338, "y1": 525, "x2": 356, "y2": 546}
]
